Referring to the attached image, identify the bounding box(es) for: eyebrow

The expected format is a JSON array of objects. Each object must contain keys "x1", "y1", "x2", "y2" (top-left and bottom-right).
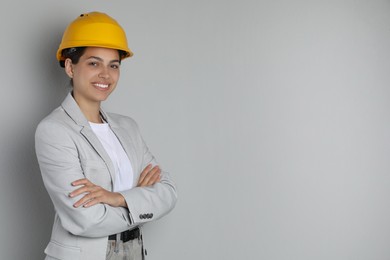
[{"x1": 87, "y1": 56, "x2": 120, "y2": 63}]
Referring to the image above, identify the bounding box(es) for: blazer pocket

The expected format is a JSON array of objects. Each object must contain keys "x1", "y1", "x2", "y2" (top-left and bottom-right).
[
  {"x1": 44, "y1": 240, "x2": 81, "y2": 260},
  {"x1": 81, "y1": 160, "x2": 112, "y2": 190}
]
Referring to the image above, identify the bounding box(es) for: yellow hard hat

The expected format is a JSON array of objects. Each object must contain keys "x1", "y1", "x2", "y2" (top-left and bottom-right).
[{"x1": 56, "y1": 12, "x2": 133, "y2": 62}]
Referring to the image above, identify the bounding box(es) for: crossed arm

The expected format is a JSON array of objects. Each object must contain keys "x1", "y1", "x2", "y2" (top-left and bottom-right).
[{"x1": 70, "y1": 164, "x2": 161, "y2": 208}]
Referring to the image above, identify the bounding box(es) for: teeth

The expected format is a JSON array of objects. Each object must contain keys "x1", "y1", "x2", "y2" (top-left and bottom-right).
[{"x1": 94, "y1": 83, "x2": 109, "y2": 89}]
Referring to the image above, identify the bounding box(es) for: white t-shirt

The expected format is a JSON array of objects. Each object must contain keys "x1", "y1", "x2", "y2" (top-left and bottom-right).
[{"x1": 89, "y1": 121, "x2": 134, "y2": 192}]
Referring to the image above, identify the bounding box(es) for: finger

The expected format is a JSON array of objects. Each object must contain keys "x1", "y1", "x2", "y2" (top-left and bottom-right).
[
  {"x1": 71, "y1": 178, "x2": 92, "y2": 187},
  {"x1": 141, "y1": 167, "x2": 160, "y2": 186},
  {"x1": 73, "y1": 188, "x2": 103, "y2": 207},
  {"x1": 148, "y1": 170, "x2": 161, "y2": 186},
  {"x1": 138, "y1": 164, "x2": 153, "y2": 184},
  {"x1": 149, "y1": 167, "x2": 161, "y2": 183},
  {"x1": 69, "y1": 184, "x2": 96, "y2": 198},
  {"x1": 73, "y1": 194, "x2": 94, "y2": 208},
  {"x1": 82, "y1": 190, "x2": 111, "y2": 207},
  {"x1": 83, "y1": 197, "x2": 101, "y2": 208},
  {"x1": 69, "y1": 179, "x2": 97, "y2": 197},
  {"x1": 138, "y1": 165, "x2": 155, "y2": 186},
  {"x1": 141, "y1": 166, "x2": 156, "y2": 186},
  {"x1": 150, "y1": 165, "x2": 161, "y2": 175}
]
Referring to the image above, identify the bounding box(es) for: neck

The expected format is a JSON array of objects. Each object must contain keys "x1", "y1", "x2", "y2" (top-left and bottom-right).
[
  {"x1": 72, "y1": 93, "x2": 103, "y2": 123},
  {"x1": 81, "y1": 105, "x2": 103, "y2": 123}
]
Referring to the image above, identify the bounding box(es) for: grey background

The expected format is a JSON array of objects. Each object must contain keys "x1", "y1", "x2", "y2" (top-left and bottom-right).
[{"x1": 1, "y1": 0, "x2": 390, "y2": 259}]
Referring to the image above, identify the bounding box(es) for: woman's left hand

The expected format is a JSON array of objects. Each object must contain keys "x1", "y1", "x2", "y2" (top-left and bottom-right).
[{"x1": 69, "y1": 178, "x2": 127, "y2": 208}]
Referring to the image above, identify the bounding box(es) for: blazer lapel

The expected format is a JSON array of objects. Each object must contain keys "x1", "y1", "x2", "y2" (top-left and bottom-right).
[
  {"x1": 61, "y1": 93, "x2": 117, "y2": 188},
  {"x1": 79, "y1": 127, "x2": 117, "y2": 184}
]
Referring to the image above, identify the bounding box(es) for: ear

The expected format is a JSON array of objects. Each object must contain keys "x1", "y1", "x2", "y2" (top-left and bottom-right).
[{"x1": 64, "y1": 58, "x2": 74, "y2": 78}]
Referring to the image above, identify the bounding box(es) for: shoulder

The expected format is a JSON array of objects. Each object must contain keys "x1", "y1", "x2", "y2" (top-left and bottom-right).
[
  {"x1": 106, "y1": 112, "x2": 140, "y2": 130},
  {"x1": 35, "y1": 106, "x2": 78, "y2": 141}
]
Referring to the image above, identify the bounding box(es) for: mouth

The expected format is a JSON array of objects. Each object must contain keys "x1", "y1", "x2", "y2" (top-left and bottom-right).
[{"x1": 92, "y1": 83, "x2": 110, "y2": 90}]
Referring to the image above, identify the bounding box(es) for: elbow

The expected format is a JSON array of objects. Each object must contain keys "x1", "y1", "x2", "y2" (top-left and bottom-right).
[
  {"x1": 57, "y1": 204, "x2": 131, "y2": 238},
  {"x1": 170, "y1": 185, "x2": 178, "y2": 209},
  {"x1": 62, "y1": 216, "x2": 99, "y2": 237},
  {"x1": 161, "y1": 181, "x2": 178, "y2": 216},
  {"x1": 58, "y1": 207, "x2": 110, "y2": 237},
  {"x1": 160, "y1": 178, "x2": 178, "y2": 207}
]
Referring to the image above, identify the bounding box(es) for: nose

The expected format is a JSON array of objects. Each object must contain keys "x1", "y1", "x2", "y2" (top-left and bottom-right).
[{"x1": 98, "y1": 68, "x2": 110, "y2": 79}]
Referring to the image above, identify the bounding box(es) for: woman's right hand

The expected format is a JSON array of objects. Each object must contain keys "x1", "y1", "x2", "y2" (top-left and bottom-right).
[
  {"x1": 70, "y1": 178, "x2": 127, "y2": 208},
  {"x1": 137, "y1": 164, "x2": 161, "y2": 187}
]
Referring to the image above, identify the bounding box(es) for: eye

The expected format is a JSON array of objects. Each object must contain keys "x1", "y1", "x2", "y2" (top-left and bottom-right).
[
  {"x1": 88, "y1": 61, "x2": 98, "y2": 67},
  {"x1": 111, "y1": 64, "x2": 120, "y2": 69}
]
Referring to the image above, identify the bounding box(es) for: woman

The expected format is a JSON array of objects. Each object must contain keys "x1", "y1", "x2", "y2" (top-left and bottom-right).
[{"x1": 35, "y1": 12, "x2": 177, "y2": 260}]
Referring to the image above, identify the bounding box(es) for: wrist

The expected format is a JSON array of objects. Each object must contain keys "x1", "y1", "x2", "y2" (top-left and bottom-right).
[{"x1": 115, "y1": 192, "x2": 128, "y2": 208}]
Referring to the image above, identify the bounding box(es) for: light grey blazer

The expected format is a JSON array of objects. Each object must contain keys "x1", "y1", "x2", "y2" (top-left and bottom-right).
[{"x1": 35, "y1": 93, "x2": 177, "y2": 260}]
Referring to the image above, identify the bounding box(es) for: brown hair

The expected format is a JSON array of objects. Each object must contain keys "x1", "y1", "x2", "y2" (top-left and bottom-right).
[
  {"x1": 59, "y1": 47, "x2": 127, "y2": 68},
  {"x1": 59, "y1": 47, "x2": 87, "y2": 68}
]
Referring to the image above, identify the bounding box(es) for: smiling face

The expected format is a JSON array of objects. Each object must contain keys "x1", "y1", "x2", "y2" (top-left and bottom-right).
[{"x1": 64, "y1": 47, "x2": 121, "y2": 110}]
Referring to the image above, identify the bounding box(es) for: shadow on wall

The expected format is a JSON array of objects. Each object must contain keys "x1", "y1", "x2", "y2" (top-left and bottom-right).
[{"x1": 1, "y1": 21, "x2": 70, "y2": 259}]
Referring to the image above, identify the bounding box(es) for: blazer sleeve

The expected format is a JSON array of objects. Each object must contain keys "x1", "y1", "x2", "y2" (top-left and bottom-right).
[
  {"x1": 35, "y1": 121, "x2": 136, "y2": 238},
  {"x1": 118, "y1": 120, "x2": 178, "y2": 225}
]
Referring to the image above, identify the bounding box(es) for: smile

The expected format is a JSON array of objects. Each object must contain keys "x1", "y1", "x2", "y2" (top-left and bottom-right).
[{"x1": 93, "y1": 83, "x2": 109, "y2": 89}]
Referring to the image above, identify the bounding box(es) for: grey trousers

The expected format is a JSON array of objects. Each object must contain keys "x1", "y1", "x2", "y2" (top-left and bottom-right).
[{"x1": 106, "y1": 236, "x2": 144, "y2": 260}]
